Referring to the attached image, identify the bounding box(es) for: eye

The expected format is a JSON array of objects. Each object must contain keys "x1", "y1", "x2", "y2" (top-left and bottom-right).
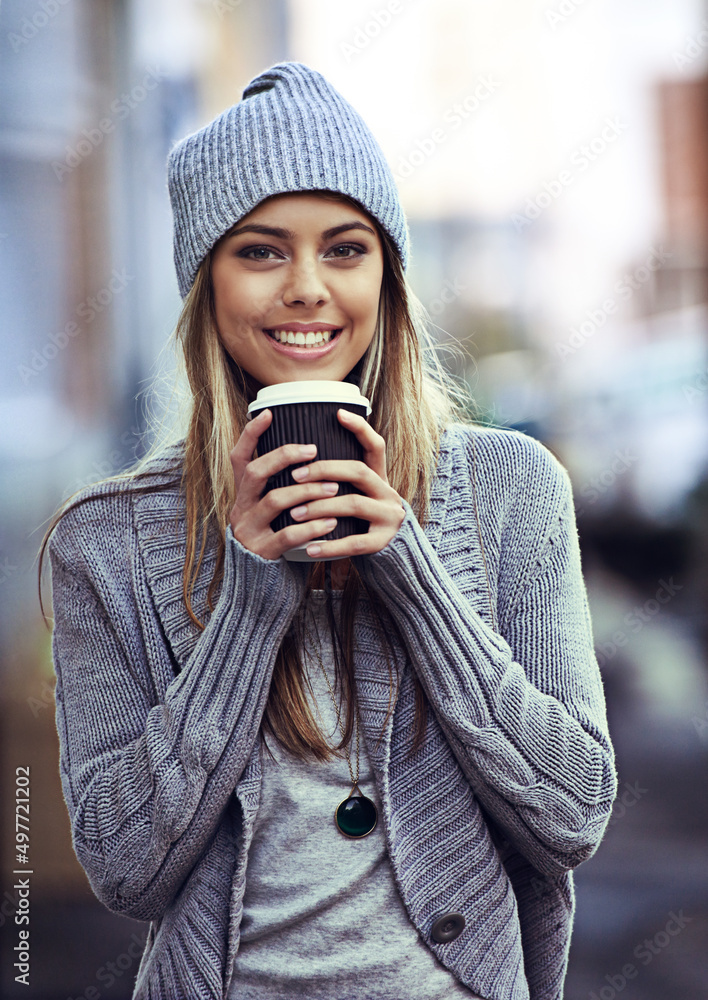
[
  {"x1": 326, "y1": 243, "x2": 367, "y2": 259},
  {"x1": 238, "y1": 245, "x2": 283, "y2": 261}
]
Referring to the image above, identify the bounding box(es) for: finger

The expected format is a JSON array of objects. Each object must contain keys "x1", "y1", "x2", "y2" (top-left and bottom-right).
[
  {"x1": 230, "y1": 411, "x2": 316, "y2": 479},
  {"x1": 288, "y1": 493, "x2": 388, "y2": 524},
  {"x1": 264, "y1": 516, "x2": 339, "y2": 561},
  {"x1": 230, "y1": 409, "x2": 273, "y2": 485},
  {"x1": 250, "y1": 480, "x2": 340, "y2": 528},
  {"x1": 304, "y1": 529, "x2": 391, "y2": 561},
  {"x1": 337, "y1": 409, "x2": 388, "y2": 481},
  {"x1": 274, "y1": 480, "x2": 340, "y2": 511},
  {"x1": 291, "y1": 459, "x2": 392, "y2": 498},
  {"x1": 235, "y1": 441, "x2": 318, "y2": 510}
]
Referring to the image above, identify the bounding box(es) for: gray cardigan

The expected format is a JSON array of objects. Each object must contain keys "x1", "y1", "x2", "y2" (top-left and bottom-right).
[{"x1": 48, "y1": 422, "x2": 617, "y2": 1000}]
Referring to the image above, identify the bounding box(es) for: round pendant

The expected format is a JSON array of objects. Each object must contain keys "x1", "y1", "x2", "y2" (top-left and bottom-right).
[{"x1": 335, "y1": 791, "x2": 378, "y2": 839}]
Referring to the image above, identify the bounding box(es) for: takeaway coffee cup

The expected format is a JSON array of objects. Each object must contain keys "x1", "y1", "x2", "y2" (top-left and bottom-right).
[{"x1": 247, "y1": 380, "x2": 372, "y2": 561}]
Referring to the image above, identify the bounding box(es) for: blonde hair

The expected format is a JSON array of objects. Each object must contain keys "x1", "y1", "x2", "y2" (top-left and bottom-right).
[{"x1": 42, "y1": 192, "x2": 477, "y2": 761}]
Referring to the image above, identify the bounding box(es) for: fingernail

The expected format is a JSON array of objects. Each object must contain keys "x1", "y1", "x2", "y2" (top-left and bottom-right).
[
  {"x1": 298, "y1": 445, "x2": 317, "y2": 457},
  {"x1": 292, "y1": 466, "x2": 309, "y2": 480},
  {"x1": 291, "y1": 505, "x2": 307, "y2": 518},
  {"x1": 306, "y1": 544, "x2": 322, "y2": 556}
]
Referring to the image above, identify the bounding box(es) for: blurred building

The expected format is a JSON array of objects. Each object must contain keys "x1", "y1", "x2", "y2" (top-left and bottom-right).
[{"x1": 0, "y1": 2, "x2": 288, "y2": 996}]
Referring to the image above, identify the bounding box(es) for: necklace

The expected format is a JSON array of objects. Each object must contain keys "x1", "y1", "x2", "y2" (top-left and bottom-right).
[{"x1": 303, "y1": 605, "x2": 378, "y2": 839}]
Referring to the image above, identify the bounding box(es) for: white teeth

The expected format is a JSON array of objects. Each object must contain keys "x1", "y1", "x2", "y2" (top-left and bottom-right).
[{"x1": 268, "y1": 329, "x2": 337, "y2": 347}]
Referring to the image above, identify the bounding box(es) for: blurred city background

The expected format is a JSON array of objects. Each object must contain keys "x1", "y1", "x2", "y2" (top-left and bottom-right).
[{"x1": 1, "y1": 0, "x2": 707, "y2": 996}]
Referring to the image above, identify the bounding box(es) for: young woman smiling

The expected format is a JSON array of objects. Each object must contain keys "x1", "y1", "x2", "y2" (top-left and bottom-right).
[
  {"x1": 210, "y1": 192, "x2": 384, "y2": 383},
  {"x1": 43, "y1": 62, "x2": 617, "y2": 1000},
  {"x1": 211, "y1": 191, "x2": 405, "y2": 590}
]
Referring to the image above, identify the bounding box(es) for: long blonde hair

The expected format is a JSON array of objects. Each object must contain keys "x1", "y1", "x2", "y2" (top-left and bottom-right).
[{"x1": 42, "y1": 192, "x2": 476, "y2": 761}]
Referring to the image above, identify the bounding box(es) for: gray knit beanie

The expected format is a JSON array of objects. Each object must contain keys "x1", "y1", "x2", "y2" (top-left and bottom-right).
[{"x1": 168, "y1": 61, "x2": 409, "y2": 299}]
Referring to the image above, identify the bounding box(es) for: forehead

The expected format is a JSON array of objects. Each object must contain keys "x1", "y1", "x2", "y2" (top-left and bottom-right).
[{"x1": 233, "y1": 191, "x2": 373, "y2": 227}]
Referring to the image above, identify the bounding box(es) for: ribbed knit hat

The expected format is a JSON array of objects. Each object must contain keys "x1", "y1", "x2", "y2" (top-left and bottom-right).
[{"x1": 168, "y1": 61, "x2": 409, "y2": 299}]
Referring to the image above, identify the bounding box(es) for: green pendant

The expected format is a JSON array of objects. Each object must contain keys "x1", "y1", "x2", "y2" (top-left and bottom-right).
[{"x1": 335, "y1": 787, "x2": 378, "y2": 839}]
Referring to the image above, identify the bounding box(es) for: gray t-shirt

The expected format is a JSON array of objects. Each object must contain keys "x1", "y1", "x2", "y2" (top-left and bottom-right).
[{"x1": 229, "y1": 591, "x2": 481, "y2": 1000}]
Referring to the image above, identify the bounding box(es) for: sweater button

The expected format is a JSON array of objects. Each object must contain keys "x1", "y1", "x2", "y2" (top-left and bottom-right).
[{"x1": 431, "y1": 912, "x2": 466, "y2": 943}]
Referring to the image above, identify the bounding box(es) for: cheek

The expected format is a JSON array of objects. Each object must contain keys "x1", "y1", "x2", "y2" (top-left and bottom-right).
[
  {"x1": 213, "y1": 275, "x2": 273, "y2": 330},
  {"x1": 343, "y1": 273, "x2": 383, "y2": 323}
]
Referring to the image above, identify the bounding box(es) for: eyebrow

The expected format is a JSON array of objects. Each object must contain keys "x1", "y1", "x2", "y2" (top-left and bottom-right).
[{"x1": 224, "y1": 221, "x2": 377, "y2": 241}]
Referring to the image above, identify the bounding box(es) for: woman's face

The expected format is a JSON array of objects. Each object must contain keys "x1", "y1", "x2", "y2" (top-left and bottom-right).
[{"x1": 210, "y1": 192, "x2": 384, "y2": 387}]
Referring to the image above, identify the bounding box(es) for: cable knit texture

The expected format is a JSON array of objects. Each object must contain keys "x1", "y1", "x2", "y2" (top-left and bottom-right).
[
  {"x1": 167, "y1": 61, "x2": 410, "y2": 298},
  {"x1": 49, "y1": 423, "x2": 617, "y2": 1000}
]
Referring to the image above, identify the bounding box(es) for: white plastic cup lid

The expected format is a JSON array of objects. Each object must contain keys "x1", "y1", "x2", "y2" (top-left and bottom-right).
[{"x1": 247, "y1": 380, "x2": 371, "y2": 416}]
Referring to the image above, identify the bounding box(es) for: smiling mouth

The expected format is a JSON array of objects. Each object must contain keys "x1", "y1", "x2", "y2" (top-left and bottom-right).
[{"x1": 264, "y1": 328, "x2": 342, "y2": 347}]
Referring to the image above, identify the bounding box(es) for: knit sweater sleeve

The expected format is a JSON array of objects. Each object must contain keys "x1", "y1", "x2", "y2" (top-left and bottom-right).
[
  {"x1": 354, "y1": 430, "x2": 617, "y2": 878},
  {"x1": 48, "y1": 490, "x2": 304, "y2": 921}
]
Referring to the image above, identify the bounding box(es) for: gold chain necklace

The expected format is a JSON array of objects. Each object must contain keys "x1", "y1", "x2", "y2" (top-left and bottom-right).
[{"x1": 303, "y1": 604, "x2": 378, "y2": 839}]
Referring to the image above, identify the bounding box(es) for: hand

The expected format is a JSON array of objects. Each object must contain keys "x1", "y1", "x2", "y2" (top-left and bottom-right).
[
  {"x1": 287, "y1": 408, "x2": 406, "y2": 560},
  {"x1": 228, "y1": 409, "x2": 349, "y2": 561}
]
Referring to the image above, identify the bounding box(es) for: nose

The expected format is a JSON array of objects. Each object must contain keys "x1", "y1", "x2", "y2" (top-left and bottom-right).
[{"x1": 281, "y1": 255, "x2": 331, "y2": 308}]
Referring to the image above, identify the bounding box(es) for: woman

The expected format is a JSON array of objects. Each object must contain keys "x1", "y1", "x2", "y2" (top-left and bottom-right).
[{"x1": 44, "y1": 62, "x2": 617, "y2": 999}]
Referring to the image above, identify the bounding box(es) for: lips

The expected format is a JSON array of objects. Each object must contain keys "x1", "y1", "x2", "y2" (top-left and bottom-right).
[{"x1": 268, "y1": 322, "x2": 340, "y2": 333}]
